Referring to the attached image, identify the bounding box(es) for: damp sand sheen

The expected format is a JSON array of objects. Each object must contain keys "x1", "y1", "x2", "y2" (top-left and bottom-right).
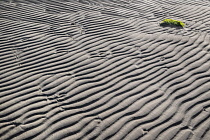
[{"x1": 0, "y1": 0, "x2": 210, "y2": 140}]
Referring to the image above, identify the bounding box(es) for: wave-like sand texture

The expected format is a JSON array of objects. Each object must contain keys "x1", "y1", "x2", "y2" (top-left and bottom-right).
[{"x1": 1, "y1": 0, "x2": 210, "y2": 140}]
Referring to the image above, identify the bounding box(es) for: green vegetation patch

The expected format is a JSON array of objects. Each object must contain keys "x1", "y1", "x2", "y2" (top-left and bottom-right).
[{"x1": 160, "y1": 19, "x2": 185, "y2": 27}]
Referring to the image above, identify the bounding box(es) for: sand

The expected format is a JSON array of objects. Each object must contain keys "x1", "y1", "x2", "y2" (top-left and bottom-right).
[{"x1": 0, "y1": 0, "x2": 210, "y2": 140}]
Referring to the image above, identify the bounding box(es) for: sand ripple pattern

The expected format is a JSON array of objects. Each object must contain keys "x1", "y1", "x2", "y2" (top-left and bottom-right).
[{"x1": 0, "y1": 0, "x2": 210, "y2": 140}]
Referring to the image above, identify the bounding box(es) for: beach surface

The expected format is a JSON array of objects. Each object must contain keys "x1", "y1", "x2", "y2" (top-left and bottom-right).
[{"x1": 1, "y1": 0, "x2": 210, "y2": 139}]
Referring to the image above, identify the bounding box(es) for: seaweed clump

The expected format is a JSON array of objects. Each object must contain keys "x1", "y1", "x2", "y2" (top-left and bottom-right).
[{"x1": 160, "y1": 19, "x2": 185, "y2": 28}]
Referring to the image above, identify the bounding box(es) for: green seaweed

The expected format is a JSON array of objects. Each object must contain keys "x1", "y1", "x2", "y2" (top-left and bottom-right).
[{"x1": 160, "y1": 19, "x2": 185, "y2": 27}]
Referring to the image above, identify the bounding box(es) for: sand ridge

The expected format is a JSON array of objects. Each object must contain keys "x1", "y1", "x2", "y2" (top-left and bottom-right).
[{"x1": 0, "y1": 0, "x2": 210, "y2": 140}]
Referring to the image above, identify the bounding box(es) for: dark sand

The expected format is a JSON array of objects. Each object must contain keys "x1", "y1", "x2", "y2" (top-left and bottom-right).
[{"x1": 0, "y1": 0, "x2": 210, "y2": 139}]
